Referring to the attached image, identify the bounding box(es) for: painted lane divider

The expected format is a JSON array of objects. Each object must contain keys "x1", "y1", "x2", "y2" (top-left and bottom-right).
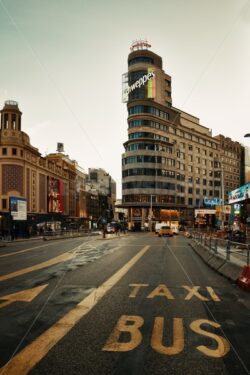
[
  {"x1": 0, "y1": 251, "x2": 76, "y2": 282},
  {"x1": 0, "y1": 285, "x2": 48, "y2": 309},
  {"x1": 0, "y1": 245, "x2": 150, "y2": 375}
]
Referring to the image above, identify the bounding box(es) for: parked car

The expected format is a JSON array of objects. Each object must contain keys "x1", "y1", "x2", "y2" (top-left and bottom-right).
[
  {"x1": 106, "y1": 224, "x2": 115, "y2": 233},
  {"x1": 158, "y1": 226, "x2": 173, "y2": 237}
]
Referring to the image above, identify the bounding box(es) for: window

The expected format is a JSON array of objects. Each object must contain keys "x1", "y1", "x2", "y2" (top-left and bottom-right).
[
  {"x1": 188, "y1": 155, "x2": 193, "y2": 162},
  {"x1": 203, "y1": 179, "x2": 207, "y2": 185},
  {"x1": 188, "y1": 176, "x2": 193, "y2": 183},
  {"x1": 188, "y1": 187, "x2": 193, "y2": 194},
  {"x1": 185, "y1": 133, "x2": 192, "y2": 140},
  {"x1": 188, "y1": 198, "x2": 193, "y2": 205},
  {"x1": 2, "y1": 199, "x2": 7, "y2": 209},
  {"x1": 196, "y1": 188, "x2": 200, "y2": 194},
  {"x1": 12, "y1": 148, "x2": 17, "y2": 156},
  {"x1": 188, "y1": 145, "x2": 193, "y2": 151},
  {"x1": 2, "y1": 148, "x2": 7, "y2": 155},
  {"x1": 128, "y1": 56, "x2": 154, "y2": 65},
  {"x1": 196, "y1": 167, "x2": 200, "y2": 174},
  {"x1": 195, "y1": 199, "x2": 200, "y2": 207}
]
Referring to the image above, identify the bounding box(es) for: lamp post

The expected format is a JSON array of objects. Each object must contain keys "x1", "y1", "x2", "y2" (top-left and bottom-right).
[
  {"x1": 221, "y1": 168, "x2": 225, "y2": 230},
  {"x1": 149, "y1": 194, "x2": 155, "y2": 232}
]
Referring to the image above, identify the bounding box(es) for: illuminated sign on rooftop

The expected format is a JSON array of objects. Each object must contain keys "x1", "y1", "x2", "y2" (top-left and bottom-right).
[{"x1": 130, "y1": 39, "x2": 151, "y2": 51}]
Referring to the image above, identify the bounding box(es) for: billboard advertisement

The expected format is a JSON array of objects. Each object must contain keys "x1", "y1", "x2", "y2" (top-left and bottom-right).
[
  {"x1": 10, "y1": 197, "x2": 27, "y2": 220},
  {"x1": 228, "y1": 183, "x2": 250, "y2": 204},
  {"x1": 122, "y1": 68, "x2": 156, "y2": 103},
  {"x1": 48, "y1": 177, "x2": 63, "y2": 213}
]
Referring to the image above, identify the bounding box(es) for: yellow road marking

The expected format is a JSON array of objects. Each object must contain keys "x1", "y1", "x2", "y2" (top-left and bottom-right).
[
  {"x1": 0, "y1": 252, "x2": 76, "y2": 282},
  {"x1": 183, "y1": 286, "x2": 209, "y2": 301},
  {"x1": 0, "y1": 285, "x2": 48, "y2": 309},
  {"x1": 151, "y1": 317, "x2": 184, "y2": 355},
  {"x1": 190, "y1": 319, "x2": 230, "y2": 358},
  {"x1": 102, "y1": 315, "x2": 144, "y2": 351},
  {"x1": 1, "y1": 245, "x2": 150, "y2": 375},
  {"x1": 0, "y1": 238, "x2": 82, "y2": 258}
]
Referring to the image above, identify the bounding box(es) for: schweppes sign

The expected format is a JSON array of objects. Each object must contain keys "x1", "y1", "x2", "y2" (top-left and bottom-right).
[{"x1": 122, "y1": 68, "x2": 156, "y2": 103}]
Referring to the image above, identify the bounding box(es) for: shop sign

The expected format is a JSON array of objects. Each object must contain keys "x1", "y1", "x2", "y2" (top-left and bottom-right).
[
  {"x1": 195, "y1": 209, "x2": 216, "y2": 217},
  {"x1": 203, "y1": 197, "x2": 223, "y2": 206}
]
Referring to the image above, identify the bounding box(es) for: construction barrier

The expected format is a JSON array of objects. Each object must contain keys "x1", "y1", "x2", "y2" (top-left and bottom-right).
[{"x1": 238, "y1": 265, "x2": 250, "y2": 292}]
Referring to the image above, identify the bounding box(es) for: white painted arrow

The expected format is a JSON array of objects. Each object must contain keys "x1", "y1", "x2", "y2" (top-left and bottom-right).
[{"x1": 0, "y1": 284, "x2": 48, "y2": 309}]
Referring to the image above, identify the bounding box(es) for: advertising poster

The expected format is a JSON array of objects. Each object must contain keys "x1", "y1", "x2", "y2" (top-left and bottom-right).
[
  {"x1": 228, "y1": 183, "x2": 250, "y2": 204},
  {"x1": 10, "y1": 197, "x2": 27, "y2": 220}
]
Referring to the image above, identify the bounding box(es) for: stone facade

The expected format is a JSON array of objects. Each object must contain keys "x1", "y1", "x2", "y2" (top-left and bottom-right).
[{"x1": 121, "y1": 48, "x2": 244, "y2": 230}]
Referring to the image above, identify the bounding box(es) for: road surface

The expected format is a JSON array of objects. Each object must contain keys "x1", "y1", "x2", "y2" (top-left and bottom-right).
[{"x1": 0, "y1": 233, "x2": 249, "y2": 374}]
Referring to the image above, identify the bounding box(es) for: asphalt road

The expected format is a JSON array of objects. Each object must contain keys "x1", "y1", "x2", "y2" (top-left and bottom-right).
[{"x1": 0, "y1": 233, "x2": 249, "y2": 375}]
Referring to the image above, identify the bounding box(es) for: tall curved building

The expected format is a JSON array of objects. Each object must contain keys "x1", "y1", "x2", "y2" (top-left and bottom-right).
[{"x1": 121, "y1": 43, "x2": 243, "y2": 231}]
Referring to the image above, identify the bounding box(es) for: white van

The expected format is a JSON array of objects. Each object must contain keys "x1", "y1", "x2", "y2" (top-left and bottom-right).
[
  {"x1": 155, "y1": 223, "x2": 164, "y2": 233},
  {"x1": 171, "y1": 226, "x2": 179, "y2": 235}
]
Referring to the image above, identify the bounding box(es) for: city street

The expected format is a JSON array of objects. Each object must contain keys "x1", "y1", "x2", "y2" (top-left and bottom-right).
[{"x1": 0, "y1": 233, "x2": 250, "y2": 375}]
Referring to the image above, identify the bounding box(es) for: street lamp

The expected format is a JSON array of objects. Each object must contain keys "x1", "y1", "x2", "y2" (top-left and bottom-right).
[
  {"x1": 220, "y1": 168, "x2": 225, "y2": 230},
  {"x1": 244, "y1": 134, "x2": 250, "y2": 138},
  {"x1": 149, "y1": 194, "x2": 155, "y2": 232}
]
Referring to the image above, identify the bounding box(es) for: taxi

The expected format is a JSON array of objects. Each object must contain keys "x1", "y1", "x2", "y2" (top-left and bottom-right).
[{"x1": 158, "y1": 225, "x2": 173, "y2": 237}]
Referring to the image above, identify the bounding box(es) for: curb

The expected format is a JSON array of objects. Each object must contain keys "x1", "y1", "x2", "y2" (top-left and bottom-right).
[{"x1": 189, "y1": 240, "x2": 242, "y2": 283}]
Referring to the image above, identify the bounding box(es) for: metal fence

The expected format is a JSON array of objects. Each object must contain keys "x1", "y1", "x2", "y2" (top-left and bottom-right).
[{"x1": 192, "y1": 231, "x2": 250, "y2": 266}]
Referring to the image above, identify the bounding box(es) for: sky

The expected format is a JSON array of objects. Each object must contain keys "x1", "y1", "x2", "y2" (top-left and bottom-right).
[{"x1": 0, "y1": 0, "x2": 250, "y2": 198}]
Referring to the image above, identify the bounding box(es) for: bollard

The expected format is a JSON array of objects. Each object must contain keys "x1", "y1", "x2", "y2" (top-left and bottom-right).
[
  {"x1": 247, "y1": 245, "x2": 250, "y2": 266},
  {"x1": 226, "y1": 240, "x2": 230, "y2": 261},
  {"x1": 209, "y1": 237, "x2": 212, "y2": 249},
  {"x1": 215, "y1": 239, "x2": 218, "y2": 254}
]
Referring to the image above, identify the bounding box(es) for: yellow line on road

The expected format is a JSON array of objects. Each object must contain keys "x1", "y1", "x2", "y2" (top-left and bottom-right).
[
  {"x1": 0, "y1": 244, "x2": 51, "y2": 258},
  {"x1": 0, "y1": 238, "x2": 83, "y2": 258},
  {"x1": 1, "y1": 245, "x2": 150, "y2": 375},
  {"x1": 0, "y1": 252, "x2": 75, "y2": 282}
]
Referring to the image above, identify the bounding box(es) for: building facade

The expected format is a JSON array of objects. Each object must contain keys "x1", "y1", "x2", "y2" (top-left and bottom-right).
[
  {"x1": 121, "y1": 45, "x2": 244, "y2": 230},
  {"x1": 0, "y1": 101, "x2": 116, "y2": 237}
]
